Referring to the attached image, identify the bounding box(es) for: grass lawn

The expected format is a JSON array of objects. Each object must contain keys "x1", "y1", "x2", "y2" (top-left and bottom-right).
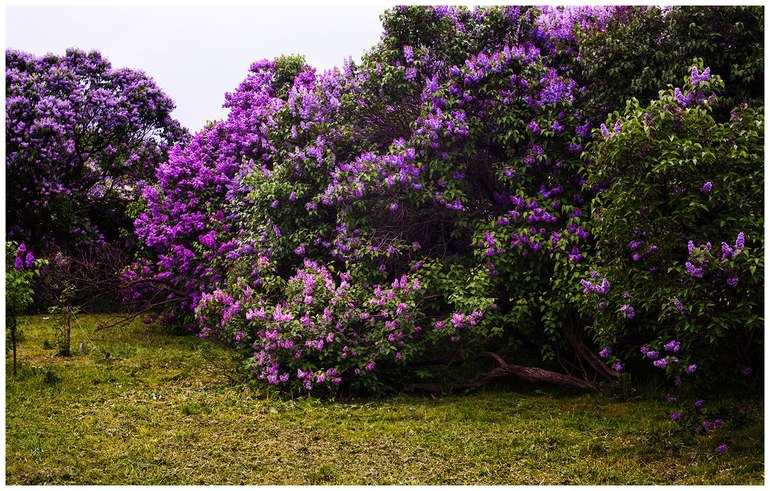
[{"x1": 5, "y1": 314, "x2": 764, "y2": 485}]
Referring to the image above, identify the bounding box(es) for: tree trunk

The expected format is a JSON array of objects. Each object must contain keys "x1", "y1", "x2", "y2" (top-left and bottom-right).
[
  {"x1": 9, "y1": 312, "x2": 18, "y2": 377},
  {"x1": 563, "y1": 314, "x2": 620, "y2": 382}
]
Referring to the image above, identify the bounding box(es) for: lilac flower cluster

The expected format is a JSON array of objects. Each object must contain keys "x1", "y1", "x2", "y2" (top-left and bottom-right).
[{"x1": 13, "y1": 242, "x2": 36, "y2": 271}]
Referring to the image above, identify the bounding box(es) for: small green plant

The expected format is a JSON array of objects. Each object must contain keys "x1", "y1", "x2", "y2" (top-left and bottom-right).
[
  {"x1": 309, "y1": 465, "x2": 337, "y2": 484},
  {"x1": 6, "y1": 241, "x2": 44, "y2": 376},
  {"x1": 41, "y1": 252, "x2": 79, "y2": 357},
  {"x1": 41, "y1": 366, "x2": 62, "y2": 386}
]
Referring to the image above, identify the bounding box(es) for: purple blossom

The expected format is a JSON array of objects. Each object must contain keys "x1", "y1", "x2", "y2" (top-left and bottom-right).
[
  {"x1": 700, "y1": 181, "x2": 713, "y2": 193},
  {"x1": 685, "y1": 261, "x2": 704, "y2": 278},
  {"x1": 663, "y1": 340, "x2": 681, "y2": 353},
  {"x1": 567, "y1": 246, "x2": 583, "y2": 263},
  {"x1": 403, "y1": 45, "x2": 414, "y2": 63},
  {"x1": 720, "y1": 242, "x2": 734, "y2": 259},
  {"x1": 690, "y1": 66, "x2": 711, "y2": 85},
  {"x1": 670, "y1": 412, "x2": 682, "y2": 421},
  {"x1": 673, "y1": 298, "x2": 684, "y2": 315},
  {"x1": 599, "y1": 347, "x2": 611, "y2": 359},
  {"x1": 742, "y1": 367, "x2": 752, "y2": 376},
  {"x1": 613, "y1": 363, "x2": 622, "y2": 372},
  {"x1": 716, "y1": 444, "x2": 728, "y2": 453},
  {"x1": 685, "y1": 364, "x2": 698, "y2": 374},
  {"x1": 694, "y1": 399, "x2": 704, "y2": 408},
  {"x1": 735, "y1": 232, "x2": 745, "y2": 250}
]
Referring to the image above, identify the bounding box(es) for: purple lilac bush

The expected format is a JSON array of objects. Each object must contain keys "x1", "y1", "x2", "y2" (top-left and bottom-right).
[{"x1": 126, "y1": 6, "x2": 762, "y2": 400}]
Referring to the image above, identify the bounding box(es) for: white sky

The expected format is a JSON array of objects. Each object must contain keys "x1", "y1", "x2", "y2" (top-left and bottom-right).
[{"x1": 6, "y1": 5, "x2": 388, "y2": 132}]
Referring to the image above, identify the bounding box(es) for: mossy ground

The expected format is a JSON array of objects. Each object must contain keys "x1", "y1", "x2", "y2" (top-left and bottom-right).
[{"x1": 5, "y1": 314, "x2": 764, "y2": 485}]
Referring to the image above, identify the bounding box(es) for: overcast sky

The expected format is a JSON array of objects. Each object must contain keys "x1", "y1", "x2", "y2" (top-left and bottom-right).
[{"x1": 6, "y1": 5, "x2": 388, "y2": 132}]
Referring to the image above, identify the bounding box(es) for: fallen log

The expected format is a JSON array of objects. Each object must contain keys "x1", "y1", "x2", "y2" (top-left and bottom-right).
[{"x1": 412, "y1": 351, "x2": 599, "y2": 393}]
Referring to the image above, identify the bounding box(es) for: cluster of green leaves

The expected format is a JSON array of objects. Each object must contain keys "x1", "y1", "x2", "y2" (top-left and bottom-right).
[{"x1": 576, "y1": 6, "x2": 764, "y2": 121}]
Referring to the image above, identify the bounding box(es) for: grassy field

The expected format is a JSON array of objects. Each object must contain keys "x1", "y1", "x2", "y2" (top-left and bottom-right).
[{"x1": 5, "y1": 314, "x2": 764, "y2": 485}]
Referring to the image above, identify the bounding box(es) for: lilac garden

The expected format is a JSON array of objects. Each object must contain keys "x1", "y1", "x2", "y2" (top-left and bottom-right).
[{"x1": 6, "y1": 5, "x2": 763, "y2": 469}]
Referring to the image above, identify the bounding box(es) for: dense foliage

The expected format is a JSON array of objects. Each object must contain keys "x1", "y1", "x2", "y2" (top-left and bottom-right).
[
  {"x1": 126, "y1": 6, "x2": 763, "y2": 399},
  {"x1": 6, "y1": 48, "x2": 187, "y2": 252},
  {"x1": 582, "y1": 71, "x2": 763, "y2": 378}
]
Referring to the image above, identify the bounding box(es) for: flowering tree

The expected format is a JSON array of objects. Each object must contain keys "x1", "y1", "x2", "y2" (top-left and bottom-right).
[
  {"x1": 6, "y1": 48, "x2": 187, "y2": 252},
  {"x1": 130, "y1": 6, "x2": 763, "y2": 398}
]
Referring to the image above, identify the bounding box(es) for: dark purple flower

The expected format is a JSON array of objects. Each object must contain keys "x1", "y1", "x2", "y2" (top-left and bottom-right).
[
  {"x1": 700, "y1": 181, "x2": 713, "y2": 193},
  {"x1": 685, "y1": 261, "x2": 704, "y2": 278},
  {"x1": 670, "y1": 411, "x2": 682, "y2": 421},
  {"x1": 742, "y1": 367, "x2": 752, "y2": 376},
  {"x1": 599, "y1": 347, "x2": 611, "y2": 359},
  {"x1": 663, "y1": 340, "x2": 681, "y2": 353},
  {"x1": 685, "y1": 364, "x2": 697, "y2": 374},
  {"x1": 716, "y1": 444, "x2": 728, "y2": 453}
]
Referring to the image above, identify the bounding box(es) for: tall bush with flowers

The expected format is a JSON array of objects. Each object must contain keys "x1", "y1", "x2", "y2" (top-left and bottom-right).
[
  {"x1": 580, "y1": 66, "x2": 763, "y2": 436},
  {"x1": 128, "y1": 6, "x2": 763, "y2": 399}
]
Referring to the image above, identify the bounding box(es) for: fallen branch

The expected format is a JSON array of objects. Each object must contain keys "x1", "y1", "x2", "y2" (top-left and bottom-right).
[{"x1": 412, "y1": 351, "x2": 599, "y2": 393}]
